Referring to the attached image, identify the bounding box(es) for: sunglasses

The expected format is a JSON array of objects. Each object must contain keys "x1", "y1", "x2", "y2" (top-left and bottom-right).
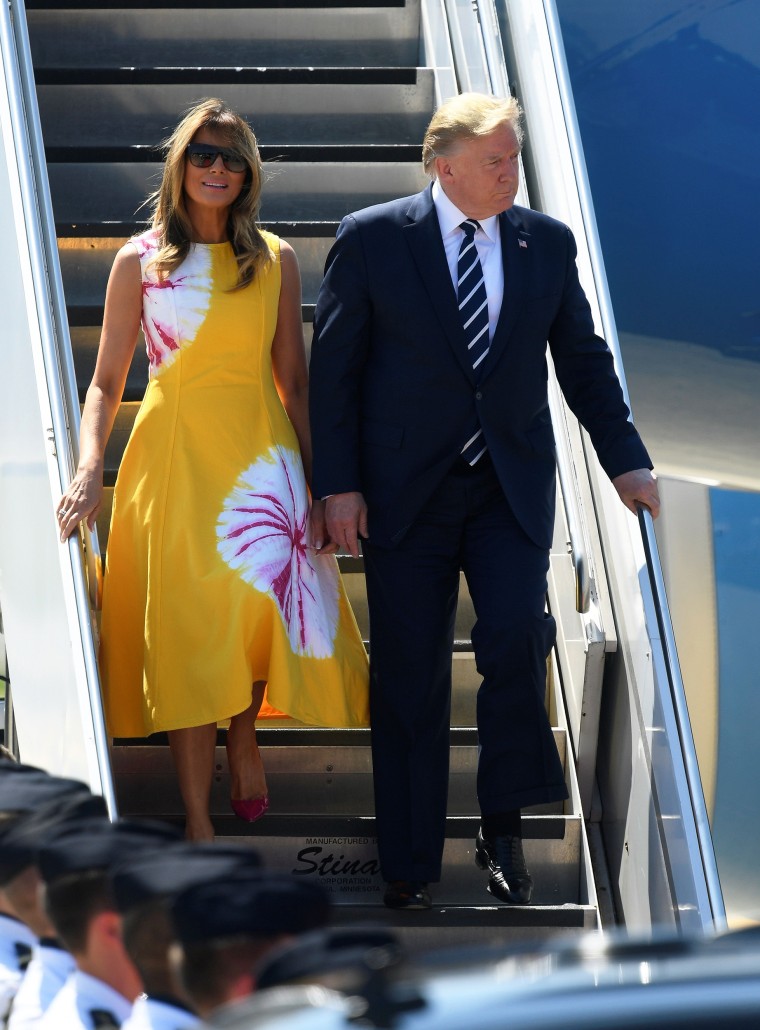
[{"x1": 185, "y1": 143, "x2": 247, "y2": 173}]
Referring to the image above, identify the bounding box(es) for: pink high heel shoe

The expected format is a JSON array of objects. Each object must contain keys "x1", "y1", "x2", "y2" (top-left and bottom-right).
[{"x1": 231, "y1": 796, "x2": 270, "y2": 823}]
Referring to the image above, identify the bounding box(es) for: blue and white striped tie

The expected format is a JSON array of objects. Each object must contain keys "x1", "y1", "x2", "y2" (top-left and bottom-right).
[{"x1": 458, "y1": 219, "x2": 489, "y2": 466}]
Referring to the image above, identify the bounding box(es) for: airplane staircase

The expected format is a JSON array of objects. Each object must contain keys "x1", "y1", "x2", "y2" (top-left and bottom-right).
[
  {"x1": 23, "y1": 0, "x2": 596, "y2": 947},
  {"x1": 0, "y1": 0, "x2": 723, "y2": 950}
]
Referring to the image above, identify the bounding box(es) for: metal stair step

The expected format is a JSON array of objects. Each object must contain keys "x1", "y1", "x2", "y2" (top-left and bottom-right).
[
  {"x1": 57, "y1": 219, "x2": 341, "y2": 239},
  {"x1": 27, "y1": 0, "x2": 410, "y2": 9},
  {"x1": 48, "y1": 161, "x2": 428, "y2": 224},
  {"x1": 329, "y1": 904, "x2": 598, "y2": 950},
  {"x1": 37, "y1": 78, "x2": 434, "y2": 147},
  {"x1": 69, "y1": 325, "x2": 314, "y2": 410},
  {"x1": 47, "y1": 144, "x2": 423, "y2": 163},
  {"x1": 210, "y1": 814, "x2": 587, "y2": 908},
  {"x1": 36, "y1": 67, "x2": 421, "y2": 86},
  {"x1": 77, "y1": 301, "x2": 309, "y2": 412},
  {"x1": 343, "y1": 571, "x2": 478, "y2": 650},
  {"x1": 59, "y1": 230, "x2": 334, "y2": 312},
  {"x1": 28, "y1": 3, "x2": 420, "y2": 70},
  {"x1": 104, "y1": 799, "x2": 587, "y2": 913},
  {"x1": 67, "y1": 304, "x2": 312, "y2": 331},
  {"x1": 112, "y1": 734, "x2": 569, "y2": 820},
  {"x1": 115, "y1": 727, "x2": 485, "y2": 748}
]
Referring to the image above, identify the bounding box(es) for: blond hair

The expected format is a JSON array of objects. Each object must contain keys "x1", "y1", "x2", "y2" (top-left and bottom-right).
[
  {"x1": 422, "y1": 92, "x2": 524, "y2": 178},
  {"x1": 147, "y1": 97, "x2": 271, "y2": 290}
]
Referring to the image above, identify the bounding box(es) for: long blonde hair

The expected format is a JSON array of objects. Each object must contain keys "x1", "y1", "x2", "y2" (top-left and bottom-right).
[{"x1": 148, "y1": 98, "x2": 271, "y2": 289}]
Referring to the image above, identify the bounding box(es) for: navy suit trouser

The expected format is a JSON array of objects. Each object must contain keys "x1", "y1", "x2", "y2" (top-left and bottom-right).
[{"x1": 362, "y1": 457, "x2": 568, "y2": 883}]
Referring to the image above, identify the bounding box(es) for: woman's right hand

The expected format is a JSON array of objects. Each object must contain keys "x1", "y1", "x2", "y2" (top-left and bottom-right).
[
  {"x1": 57, "y1": 242, "x2": 142, "y2": 544},
  {"x1": 57, "y1": 468, "x2": 103, "y2": 542}
]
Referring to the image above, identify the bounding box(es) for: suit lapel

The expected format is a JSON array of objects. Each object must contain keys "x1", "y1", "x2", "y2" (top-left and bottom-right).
[
  {"x1": 480, "y1": 208, "x2": 530, "y2": 379},
  {"x1": 403, "y1": 187, "x2": 476, "y2": 385}
]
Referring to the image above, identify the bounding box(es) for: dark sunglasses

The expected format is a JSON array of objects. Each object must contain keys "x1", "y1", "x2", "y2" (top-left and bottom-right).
[{"x1": 185, "y1": 143, "x2": 247, "y2": 173}]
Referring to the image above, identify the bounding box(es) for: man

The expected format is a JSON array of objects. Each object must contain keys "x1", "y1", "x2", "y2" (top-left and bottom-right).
[
  {"x1": 168, "y1": 870, "x2": 330, "y2": 1021},
  {"x1": 205, "y1": 927, "x2": 403, "y2": 1028},
  {"x1": 111, "y1": 840, "x2": 262, "y2": 1029},
  {"x1": 37, "y1": 817, "x2": 181, "y2": 1029},
  {"x1": 309, "y1": 92, "x2": 659, "y2": 911},
  {"x1": 0, "y1": 893, "x2": 36, "y2": 1024},
  {"x1": 0, "y1": 766, "x2": 49, "y2": 1024},
  {"x1": 0, "y1": 762, "x2": 98, "y2": 1024},
  {"x1": 3, "y1": 790, "x2": 109, "y2": 1029}
]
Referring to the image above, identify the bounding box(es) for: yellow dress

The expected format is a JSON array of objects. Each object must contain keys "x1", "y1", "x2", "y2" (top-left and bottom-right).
[{"x1": 100, "y1": 229, "x2": 369, "y2": 736}]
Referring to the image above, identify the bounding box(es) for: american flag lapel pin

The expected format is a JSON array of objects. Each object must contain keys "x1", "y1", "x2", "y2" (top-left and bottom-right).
[{"x1": 518, "y1": 238, "x2": 528, "y2": 249}]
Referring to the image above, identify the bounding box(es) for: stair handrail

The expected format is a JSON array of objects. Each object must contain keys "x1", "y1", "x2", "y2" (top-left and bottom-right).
[
  {"x1": 537, "y1": 0, "x2": 725, "y2": 930},
  {"x1": 2, "y1": 0, "x2": 116, "y2": 814},
  {"x1": 637, "y1": 506, "x2": 726, "y2": 929}
]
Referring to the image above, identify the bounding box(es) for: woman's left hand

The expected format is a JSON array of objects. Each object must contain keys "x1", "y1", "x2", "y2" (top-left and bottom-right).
[
  {"x1": 57, "y1": 467, "x2": 103, "y2": 542},
  {"x1": 309, "y1": 498, "x2": 339, "y2": 555}
]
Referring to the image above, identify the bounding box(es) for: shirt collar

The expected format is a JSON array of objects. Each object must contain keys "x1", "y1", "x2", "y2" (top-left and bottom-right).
[
  {"x1": 432, "y1": 180, "x2": 500, "y2": 243},
  {"x1": 71, "y1": 969, "x2": 134, "y2": 1022}
]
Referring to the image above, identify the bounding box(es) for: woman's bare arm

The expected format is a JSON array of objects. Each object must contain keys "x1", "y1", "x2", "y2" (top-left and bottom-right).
[{"x1": 58, "y1": 243, "x2": 142, "y2": 540}]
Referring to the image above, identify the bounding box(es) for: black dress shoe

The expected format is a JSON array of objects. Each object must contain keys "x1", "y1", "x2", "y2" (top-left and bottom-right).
[
  {"x1": 475, "y1": 828, "x2": 533, "y2": 905},
  {"x1": 383, "y1": 880, "x2": 432, "y2": 910}
]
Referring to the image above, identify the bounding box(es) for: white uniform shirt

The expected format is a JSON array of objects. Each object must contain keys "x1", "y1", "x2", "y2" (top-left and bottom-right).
[
  {"x1": 122, "y1": 996, "x2": 199, "y2": 1030},
  {"x1": 37, "y1": 970, "x2": 132, "y2": 1029},
  {"x1": 8, "y1": 942, "x2": 75, "y2": 1028},
  {"x1": 0, "y1": 915, "x2": 37, "y2": 1022}
]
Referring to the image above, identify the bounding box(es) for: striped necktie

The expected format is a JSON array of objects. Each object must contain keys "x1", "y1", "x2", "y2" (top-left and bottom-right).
[{"x1": 458, "y1": 218, "x2": 489, "y2": 466}]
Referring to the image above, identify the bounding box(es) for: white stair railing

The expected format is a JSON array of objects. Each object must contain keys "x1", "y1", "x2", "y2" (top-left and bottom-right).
[{"x1": 0, "y1": 0, "x2": 115, "y2": 813}]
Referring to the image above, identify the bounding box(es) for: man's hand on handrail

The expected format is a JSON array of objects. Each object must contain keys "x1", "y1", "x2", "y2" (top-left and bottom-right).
[{"x1": 612, "y1": 468, "x2": 660, "y2": 519}]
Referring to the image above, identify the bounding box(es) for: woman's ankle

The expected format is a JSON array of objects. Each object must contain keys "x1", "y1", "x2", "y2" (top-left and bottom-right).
[{"x1": 184, "y1": 814, "x2": 215, "y2": 842}]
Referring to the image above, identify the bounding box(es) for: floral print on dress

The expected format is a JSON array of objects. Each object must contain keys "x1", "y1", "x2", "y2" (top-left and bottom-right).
[
  {"x1": 216, "y1": 446, "x2": 339, "y2": 658},
  {"x1": 133, "y1": 231, "x2": 213, "y2": 374}
]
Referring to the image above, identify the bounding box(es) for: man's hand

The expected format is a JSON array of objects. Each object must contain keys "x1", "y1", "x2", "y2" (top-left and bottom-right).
[
  {"x1": 324, "y1": 491, "x2": 369, "y2": 558},
  {"x1": 612, "y1": 468, "x2": 660, "y2": 519}
]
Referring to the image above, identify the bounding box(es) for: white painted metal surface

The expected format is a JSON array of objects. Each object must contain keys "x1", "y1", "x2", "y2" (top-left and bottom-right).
[{"x1": 0, "y1": 0, "x2": 114, "y2": 809}]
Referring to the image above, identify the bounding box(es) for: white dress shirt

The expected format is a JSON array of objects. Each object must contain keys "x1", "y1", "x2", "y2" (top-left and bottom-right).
[
  {"x1": 431, "y1": 179, "x2": 504, "y2": 342},
  {"x1": 122, "y1": 996, "x2": 199, "y2": 1030},
  {"x1": 8, "y1": 941, "x2": 76, "y2": 1029},
  {"x1": 37, "y1": 969, "x2": 132, "y2": 1029},
  {"x1": 0, "y1": 915, "x2": 37, "y2": 1023}
]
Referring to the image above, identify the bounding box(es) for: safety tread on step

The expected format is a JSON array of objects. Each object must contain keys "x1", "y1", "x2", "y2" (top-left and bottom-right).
[
  {"x1": 57, "y1": 220, "x2": 341, "y2": 238},
  {"x1": 36, "y1": 67, "x2": 420, "y2": 86},
  {"x1": 27, "y1": 0, "x2": 408, "y2": 10},
  {"x1": 46, "y1": 144, "x2": 422, "y2": 163}
]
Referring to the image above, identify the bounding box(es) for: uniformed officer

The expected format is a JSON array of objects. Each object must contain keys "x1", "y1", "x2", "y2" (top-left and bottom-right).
[
  {"x1": 7, "y1": 939, "x2": 74, "y2": 1030},
  {"x1": 169, "y1": 870, "x2": 331, "y2": 1021},
  {"x1": 0, "y1": 761, "x2": 96, "y2": 1024},
  {"x1": 254, "y1": 925, "x2": 403, "y2": 992},
  {"x1": 3, "y1": 790, "x2": 110, "y2": 1029},
  {"x1": 0, "y1": 904, "x2": 36, "y2": 1025},
  {"x1": 205, "y1": 925, "x2": 405, "y2": 1028},
  {"x1": 36, "y1": 817, "x2": 182, "y2": 1029},
  {"x1": 111, "y1": 840, "x2": 262, "y2": 1030}
]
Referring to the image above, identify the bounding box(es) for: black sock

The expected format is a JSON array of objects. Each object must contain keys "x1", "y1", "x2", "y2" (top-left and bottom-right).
[{"x1": 481, "y1": 809, "x2": 522, "y2": 839}]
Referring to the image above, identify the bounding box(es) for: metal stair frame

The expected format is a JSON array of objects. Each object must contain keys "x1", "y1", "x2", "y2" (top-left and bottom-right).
[{"x1": 0, "y1": 0, "x2": 725, "y2": 948}]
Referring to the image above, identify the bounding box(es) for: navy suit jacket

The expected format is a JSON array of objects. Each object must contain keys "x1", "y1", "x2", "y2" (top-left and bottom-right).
[{"x1": 309, "y1": 185, "x2": 652, "y2": 550}]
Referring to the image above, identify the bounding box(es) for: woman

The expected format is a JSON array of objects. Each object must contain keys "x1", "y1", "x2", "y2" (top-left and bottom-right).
[{"x1": 57, "y1": 99, "x2": 368, "y2": 841}]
